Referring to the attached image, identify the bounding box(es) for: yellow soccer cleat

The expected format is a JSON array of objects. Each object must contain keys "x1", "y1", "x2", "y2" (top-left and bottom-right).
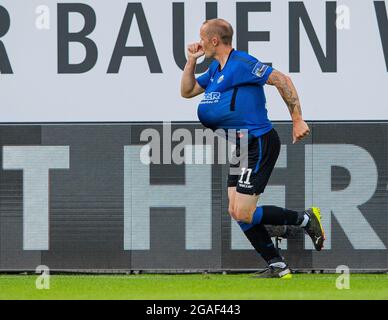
[{"x1": 304, "y1": 207, "x2": 326, "y2": 251}]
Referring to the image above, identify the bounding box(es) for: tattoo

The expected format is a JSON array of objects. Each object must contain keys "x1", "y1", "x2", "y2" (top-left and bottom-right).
[{"x1": 267, "y1": 70, "x2": 302, "y2": 117}]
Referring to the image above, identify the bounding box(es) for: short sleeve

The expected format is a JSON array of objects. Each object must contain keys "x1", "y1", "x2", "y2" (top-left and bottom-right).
[
  {"x1": 250, "y1": 60, "x2": 273, "y2": 85},
  {"x1": 234, "y1": 59, "x2": 273, "y2": 86},
  {"x1": 196, "y1": 68, "x2": 211, "y2": 89}
]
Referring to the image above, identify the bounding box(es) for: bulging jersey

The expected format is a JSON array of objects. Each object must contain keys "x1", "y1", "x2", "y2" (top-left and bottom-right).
[{"x1": 196, "y1": 49, "x2": 273, "y2": 139}]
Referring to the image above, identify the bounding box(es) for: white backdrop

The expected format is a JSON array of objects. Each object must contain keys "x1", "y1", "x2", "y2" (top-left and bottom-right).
[{"x1": 0, "y1": 0, "x2": 387, "y2": 122}]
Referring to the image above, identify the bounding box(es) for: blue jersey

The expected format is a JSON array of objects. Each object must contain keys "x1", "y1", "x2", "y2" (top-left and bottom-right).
[{"x1": 196, "y1": 49, "x2": 273, "y2": 139}]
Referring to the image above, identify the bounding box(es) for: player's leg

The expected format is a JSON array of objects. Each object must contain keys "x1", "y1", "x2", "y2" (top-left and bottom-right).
[
  {"x1": 233, "y1": 129, "x2": 325, "y2": 251},
  {"x1": 228, "y1": 129, "x2": 324, "y2": 277},
  {"x1": 231, "y1": 129, "x2": 299, "y2": 277},
  {"x1": 227, "y1": 187, "x2": 237, "y2": 220},
  {"x1": 227, "y1": 155, "x2": 288, "y2": 277},
  {"x1": 232, "y1": 191, "x2": 291, "y2": 278},
  {"x1": 227, "y1": 134, "x2": 289, "y2": 278}
]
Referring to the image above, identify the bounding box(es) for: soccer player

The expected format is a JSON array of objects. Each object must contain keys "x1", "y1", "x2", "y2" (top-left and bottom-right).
[{"x1": 180, "y1": 19, "x2": 325, "y2": 278}]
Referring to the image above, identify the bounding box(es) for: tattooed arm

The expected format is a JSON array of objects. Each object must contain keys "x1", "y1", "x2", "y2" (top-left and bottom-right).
[{"x1": 266, "y1": 70, "x2": 310, "y2": 143}]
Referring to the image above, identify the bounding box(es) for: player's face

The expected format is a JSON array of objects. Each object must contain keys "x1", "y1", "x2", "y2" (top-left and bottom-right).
[{"x1": 199, "y1": 26, "x2": 215, "y2": 58}]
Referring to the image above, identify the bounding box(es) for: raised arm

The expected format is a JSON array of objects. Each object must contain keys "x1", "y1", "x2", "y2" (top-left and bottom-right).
[
  {"x1": 181, "y1": 43, "x2": 206, "y2": 98},
  {"x1": 266, "y1": 70, "x2": 310, "y2": 143}
]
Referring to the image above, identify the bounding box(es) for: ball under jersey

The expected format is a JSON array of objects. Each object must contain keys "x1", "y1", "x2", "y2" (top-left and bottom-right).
[{"x1": 196, "y1": 49, "x2": 273, "y2": 140}]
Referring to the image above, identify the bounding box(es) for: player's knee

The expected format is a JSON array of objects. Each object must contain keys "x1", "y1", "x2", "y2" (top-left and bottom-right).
[
  {"x1": 228, "y1": 206, "x2": 237, "y2": 220},
  {"x1": 233, "y1": 207, "x2": 252, "y2": 223}
]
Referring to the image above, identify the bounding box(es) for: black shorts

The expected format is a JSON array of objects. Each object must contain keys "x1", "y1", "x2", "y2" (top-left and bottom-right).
[{"x1": 227, "y1": 128, "x2": 280, "y2": 195}]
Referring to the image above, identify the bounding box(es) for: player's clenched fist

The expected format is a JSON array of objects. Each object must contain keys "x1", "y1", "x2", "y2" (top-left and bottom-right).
[
  {"x1": 292, "y1": 119, "x2": 310, "y2": 144},
  {"x1": 187, "y1": 43, "x2": 205, "y2": 60}
]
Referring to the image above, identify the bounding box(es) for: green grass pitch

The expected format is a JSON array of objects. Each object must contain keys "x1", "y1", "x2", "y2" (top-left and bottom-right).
[{"x1": 0, "y1": 274, "x2": 387, "y2": 300}]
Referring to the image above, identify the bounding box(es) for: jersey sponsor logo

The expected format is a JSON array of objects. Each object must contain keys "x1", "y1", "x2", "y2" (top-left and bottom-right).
[
  {"x1": 252, "y1": 62, "x2": 269, "y2": 78},
  {"x1": 201, "y1": 92, "x2": 221, "y2": 104}
]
